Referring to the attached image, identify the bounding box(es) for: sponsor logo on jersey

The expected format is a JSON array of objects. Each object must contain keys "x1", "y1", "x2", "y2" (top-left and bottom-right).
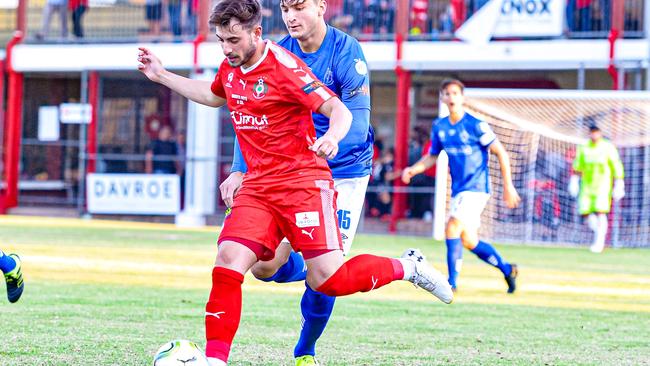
[
  {"x1": 230, "y1": 111, "x2": 269, "y2": 130},
  {"x1": 323, "y1": 67, "x2": 334, "y2": 85},
  {"x1": 449, "y1": 129, "x2": 456, "y2": 136},
  {"x1": 354, "y1": 59, "x2": 368, "y2": 75},
  {"x1": 232, "y1": 93, "x2": 248, "y2": 105},
  {"x1": 252, "y1": 78, "x2": 268, "y2": 99},
  {"x1": 459, "y1": 129, "x2": 470, "y2": 143},
  {"x1": 350, "y1": 84, "x2": 370, "y2": 97},
  {"x1": 239, "y1": 79, "x2": 247, "y2": 89},
  {"x1": 296, "y1": 211, "x2": 320, "y2": 228},
  {"x1": 225, "y1": 72, "x2": 234, "y2": 88},
  {"x1": 438, "y1": 131, "x2": 446, "y2": 140},
  {"x1": 302, "y1": 81, "x2": 324, "y2": 95}
]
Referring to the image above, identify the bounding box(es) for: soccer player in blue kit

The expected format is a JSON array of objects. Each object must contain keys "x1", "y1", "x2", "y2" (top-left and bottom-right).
[
  {"x1": 402, "y1": 79, "x2": 521, "y2": 294},
  {"x1": 217, "y1": 0, "x2": 381, "y2": 365}
]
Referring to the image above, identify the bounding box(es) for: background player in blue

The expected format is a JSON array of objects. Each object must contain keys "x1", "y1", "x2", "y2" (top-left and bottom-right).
[
  {"x1": 218, "y1": 0, "x2": 374, "y2": 364},
  {"x1": 402, "y1": 79, "x2": 521, "y2": 293},
  {"x1": 0, "y1": 249, "x2": 24, "y2": 303}
]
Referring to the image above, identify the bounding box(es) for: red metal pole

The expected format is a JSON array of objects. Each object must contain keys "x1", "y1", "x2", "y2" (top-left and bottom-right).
[
  {"x1": 87, "y1": 71, "x2": 99, "y2": 174},
  {"x1": 389, "y1": 0, "x2": 411, "y2": 232},
  {"x1": 3, "y1": 33, "x2": 25, "y2": 211},
  {"x1": 16, "y1": 0, "x2": 27, "y2": 34},
  {"x1": 608, "y1": 0, "x2": 625, "y2": 89}
]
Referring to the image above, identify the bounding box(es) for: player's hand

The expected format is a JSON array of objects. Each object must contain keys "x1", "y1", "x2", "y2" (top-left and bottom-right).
[
  {"x1": 137, "y1": 47, "x2": 165, "y2": 83},
  {"x1": 503, "y1": 184, "x2": 521, "y2": 209},
  {"x1": 401, "y1": 166, "x2": 415, "y2": 184},
  {"x1": 612, "y1": 179, "x2": 625, "y2": 201},
  {"x1": 219, "y1": 171, "x2": 244, "y2": 208},
  {"x1": 568, "y1": 175, "x2": 580, "y2": 198},
  {"x1": 310, "y1": 134, "x2": 339, "y2": 160}
]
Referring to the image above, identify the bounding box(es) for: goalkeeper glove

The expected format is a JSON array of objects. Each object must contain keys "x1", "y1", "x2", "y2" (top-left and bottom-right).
[
  {"x1": 612, "y1": 179, "x2": 625, "y2": 201},
  {"x1": 568, "y1": 175, "x2": 580, "y2": 198}
]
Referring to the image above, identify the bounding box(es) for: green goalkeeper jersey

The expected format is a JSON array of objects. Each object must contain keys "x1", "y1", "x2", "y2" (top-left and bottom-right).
[{"x1": 573, "y1": 138, "x2": 624, "y2": 196}]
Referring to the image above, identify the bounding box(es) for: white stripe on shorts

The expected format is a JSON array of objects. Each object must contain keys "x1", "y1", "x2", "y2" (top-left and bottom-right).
[{"x1": 315, "y1": 180, "x2": 339, "y2": 250}]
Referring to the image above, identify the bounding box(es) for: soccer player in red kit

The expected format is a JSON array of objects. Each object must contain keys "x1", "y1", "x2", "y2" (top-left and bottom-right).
[{"x1": 138, "y1": 1, "x2": 453, "y2": 364}]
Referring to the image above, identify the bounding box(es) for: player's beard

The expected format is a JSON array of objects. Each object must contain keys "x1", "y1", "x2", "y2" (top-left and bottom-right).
[{"x1": 229, "y1": 38, "x2": 258, "y2": 67}]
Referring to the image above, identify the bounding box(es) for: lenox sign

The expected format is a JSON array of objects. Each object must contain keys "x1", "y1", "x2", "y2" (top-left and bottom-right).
[
  {"x1": 501, "y1": 0, "x2": 551, "y2": 15},
  {"x1": 456, "y1": 0, "x2": 565, "y2": 43},
  {"x1": 87, "y1": 173, "x2": 180, "y2": 215}
]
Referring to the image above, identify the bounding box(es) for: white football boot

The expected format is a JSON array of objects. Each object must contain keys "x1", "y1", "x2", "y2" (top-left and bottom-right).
[{"x1": 401, "y1": 248, "x2": 454, "y2": 304}]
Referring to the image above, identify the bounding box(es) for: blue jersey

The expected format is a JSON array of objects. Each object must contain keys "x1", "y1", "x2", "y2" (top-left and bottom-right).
[
  {"x1": 428, "y1": 113, "x2": 497, "y2": 197},
  {"x1": 232, "y1": 26, "x2": 373, "y2": 178}
]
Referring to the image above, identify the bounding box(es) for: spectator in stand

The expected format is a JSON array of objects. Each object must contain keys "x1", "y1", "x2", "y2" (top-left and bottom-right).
[
  {"x1": 369, "y1": 147, "x2": 396, "y2": 220},
  {"x1": 413, "y1": 128, "x2": 436, "y2": 221},
  {"x1": 145, "y1": 125, "x2": 180, "y2": 175},
  {"x1": 184, "y1": 0, "x2": 198, "y2": 35},
  {"x1": 577, "y1": 0, "x2": 592, "y2": 32},
  {"x1": 367, "y1": 0, "x2": 395, "y2": 35},
  {"x1": 36, "y1": 0, "x2": 68, "y2": 41},
  {"x1": 450, "y1": 0, "x2": 466, "y2": 30},
  {"x1": 410, "y1": 0, "x2": 429, "y2": 35},
  {"x1": 145, "y1": 0, "x2": 163, "y2": 37},
  {"x1": 69, "y1": 0, "x2": 88, "y2": 38},
  {"x1": 168, "y1": 0, "x2": 183, "y2": 37}
]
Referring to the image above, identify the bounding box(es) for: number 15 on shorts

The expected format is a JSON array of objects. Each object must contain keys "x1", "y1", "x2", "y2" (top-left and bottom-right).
[{"x1": 337, "y1": 209, "x2": 351, "y2": 230}]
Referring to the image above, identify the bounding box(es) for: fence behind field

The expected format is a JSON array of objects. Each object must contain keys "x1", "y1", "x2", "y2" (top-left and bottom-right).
[{"x1": 0, "y1": 0, "x2": 645, "y2": 44}]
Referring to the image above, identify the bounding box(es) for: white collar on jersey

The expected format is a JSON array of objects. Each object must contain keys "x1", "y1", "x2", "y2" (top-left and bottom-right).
[{"x1": 240, "y1": 40, "x2": 270, "y2": 75}]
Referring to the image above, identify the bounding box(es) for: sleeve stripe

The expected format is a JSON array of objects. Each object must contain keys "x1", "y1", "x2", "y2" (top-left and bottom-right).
[{"x1": 479, "y1": 132, "x2": 496, "y2": 146}]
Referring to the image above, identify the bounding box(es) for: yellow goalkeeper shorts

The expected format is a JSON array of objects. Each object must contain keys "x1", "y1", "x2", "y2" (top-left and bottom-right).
[{"x1": 578, "y1": 193, "x2": 612, "y2": 215}]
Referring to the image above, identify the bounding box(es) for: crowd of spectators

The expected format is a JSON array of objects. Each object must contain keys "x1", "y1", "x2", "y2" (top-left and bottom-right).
[{"x1": 24, "y1": 0, "x2": 645, "y2": 42}]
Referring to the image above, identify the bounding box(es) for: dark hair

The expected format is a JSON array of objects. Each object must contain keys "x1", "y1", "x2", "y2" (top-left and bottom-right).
[
  {"x1": 440, "y1": 78, "x2": 465, "y2": 93},
  {"x1": 209, "y1": 0, "x2": 262, "y2": 31}
]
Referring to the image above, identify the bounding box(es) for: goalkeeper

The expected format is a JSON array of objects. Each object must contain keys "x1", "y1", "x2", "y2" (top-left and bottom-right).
[{"x1": 569, "y1": 124, "x2": 625, "y2": 253}]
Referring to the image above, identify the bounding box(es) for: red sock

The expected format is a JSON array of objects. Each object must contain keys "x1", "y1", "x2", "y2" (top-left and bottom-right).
[
  {"x1": 205, "y1": 266, "x2": 244, "y2": 363},
  {"x1": 315, "y1": 254, "x2": 403, "y2": 296}
]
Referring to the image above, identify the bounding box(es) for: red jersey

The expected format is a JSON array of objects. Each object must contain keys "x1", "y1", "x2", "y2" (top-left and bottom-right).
[{"x1": 211, "y1": 40, "x2": 336, "y2": 185}]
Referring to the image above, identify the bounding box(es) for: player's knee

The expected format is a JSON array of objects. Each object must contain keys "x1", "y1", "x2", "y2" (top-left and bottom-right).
[
  {"x1": 460, "y1": 230, "x2": 479, "y2": 249},
  {"x1": 251, "y1": 261, "x2": 280, "y2": 280},
  {"x1": 310, "y1": 267, "x2": 348, "y2": 297},
  {"x1": 446, "y1": 219, "x2": 462, "y2": 238}
]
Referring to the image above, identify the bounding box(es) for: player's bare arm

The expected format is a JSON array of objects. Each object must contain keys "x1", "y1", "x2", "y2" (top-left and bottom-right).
[
  {"x1": 402, "y1": 154, "x2": 438, "y2": 184},
  {"x1": 489, "y1": 140, "x2": 521, "y2": 208},
  {"x1": 219, "y1": 171, "x2": 243, "y2": 208},
  {"x1": 311, "y1": 97, "x2": 352, "y2": 159},
  {"x1": 137, "y1": 47, "x2": 226, "y2": 108}
]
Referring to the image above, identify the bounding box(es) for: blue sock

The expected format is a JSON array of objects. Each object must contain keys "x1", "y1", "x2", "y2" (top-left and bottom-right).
[
  {"x1": 446, "y1": 238, "x2": 463, "y2": 289},
  {"x1": 0, "y1": 250, "x2": 16, "y2": 273},
  {"x1": 294, "y1": 284, "x2": 336, "y2": 357},
  {"x1": 471, "y1": 240, "x2": 512, "y2": 277},
  {"x1": 258, "y1": 250, "x2": 307, "y2": 283}
]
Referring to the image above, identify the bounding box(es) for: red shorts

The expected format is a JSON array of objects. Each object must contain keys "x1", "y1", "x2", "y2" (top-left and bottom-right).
[{"x1": 218, "y1": 179, "x2": 342, "y2": 261}]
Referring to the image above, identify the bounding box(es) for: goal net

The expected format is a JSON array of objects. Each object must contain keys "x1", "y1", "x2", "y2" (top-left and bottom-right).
[{"x1": 438, "y1": 89, "x2": 650, "y2": 248}]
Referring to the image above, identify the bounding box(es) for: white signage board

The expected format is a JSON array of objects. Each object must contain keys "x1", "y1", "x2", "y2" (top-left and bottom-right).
[
  {"x1": 494, "y1": 0, "x2": 565, "y2": 37},
  {"x1": 87, "y1": 173, "x2": 180, "y2": 215},
  {"x1": 0, "y1": 0, "x2": 17, "y2": 9},
  {"x1": 38, "y1": 106, "x2": 60, "y2": 141},
  {"x1": 60, "y1": 103, "x2": 92, "y2": 124},
  {"x1": 456, "y1": 0, "x2": 565, "y2": 44}
]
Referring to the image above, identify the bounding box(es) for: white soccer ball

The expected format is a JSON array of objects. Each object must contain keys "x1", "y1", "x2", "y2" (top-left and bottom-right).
[{"x1": 153, "y1": 340, "x2": 211, "y2": 366}]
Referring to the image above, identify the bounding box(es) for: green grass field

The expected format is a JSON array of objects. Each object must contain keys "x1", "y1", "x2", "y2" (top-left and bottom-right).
[{"x1": 1, "y1": 215, "x2": 649, "y2": 366}]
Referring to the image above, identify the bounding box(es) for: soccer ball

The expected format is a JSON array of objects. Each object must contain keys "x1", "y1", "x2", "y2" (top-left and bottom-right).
[{"x1": 153, "y1": 340, "x2": 211, "y2": 366}]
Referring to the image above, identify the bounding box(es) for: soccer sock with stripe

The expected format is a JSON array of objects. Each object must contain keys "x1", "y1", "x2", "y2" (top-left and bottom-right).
[
  {"x1": 0, "y1": 250, "x2": 17, "y2": 273},
  {"x1": 315, "y1": 254, "x2": 402, "y2": 296},
  {"x1": 293, "y1": 284, "x2": 336, "y2": 357},
  {"x1": 258, "y1": 250, "x2": 307, "y2": 283},
  {"x1": 446, "y1": 238, "x2": 463, "y2": 289},
  {"x1": 205, "y1": 266, "x2": 244, "y2": 364},
  {"x1": 470, "y1": 240, "x2": 512, "y2": 277}
]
